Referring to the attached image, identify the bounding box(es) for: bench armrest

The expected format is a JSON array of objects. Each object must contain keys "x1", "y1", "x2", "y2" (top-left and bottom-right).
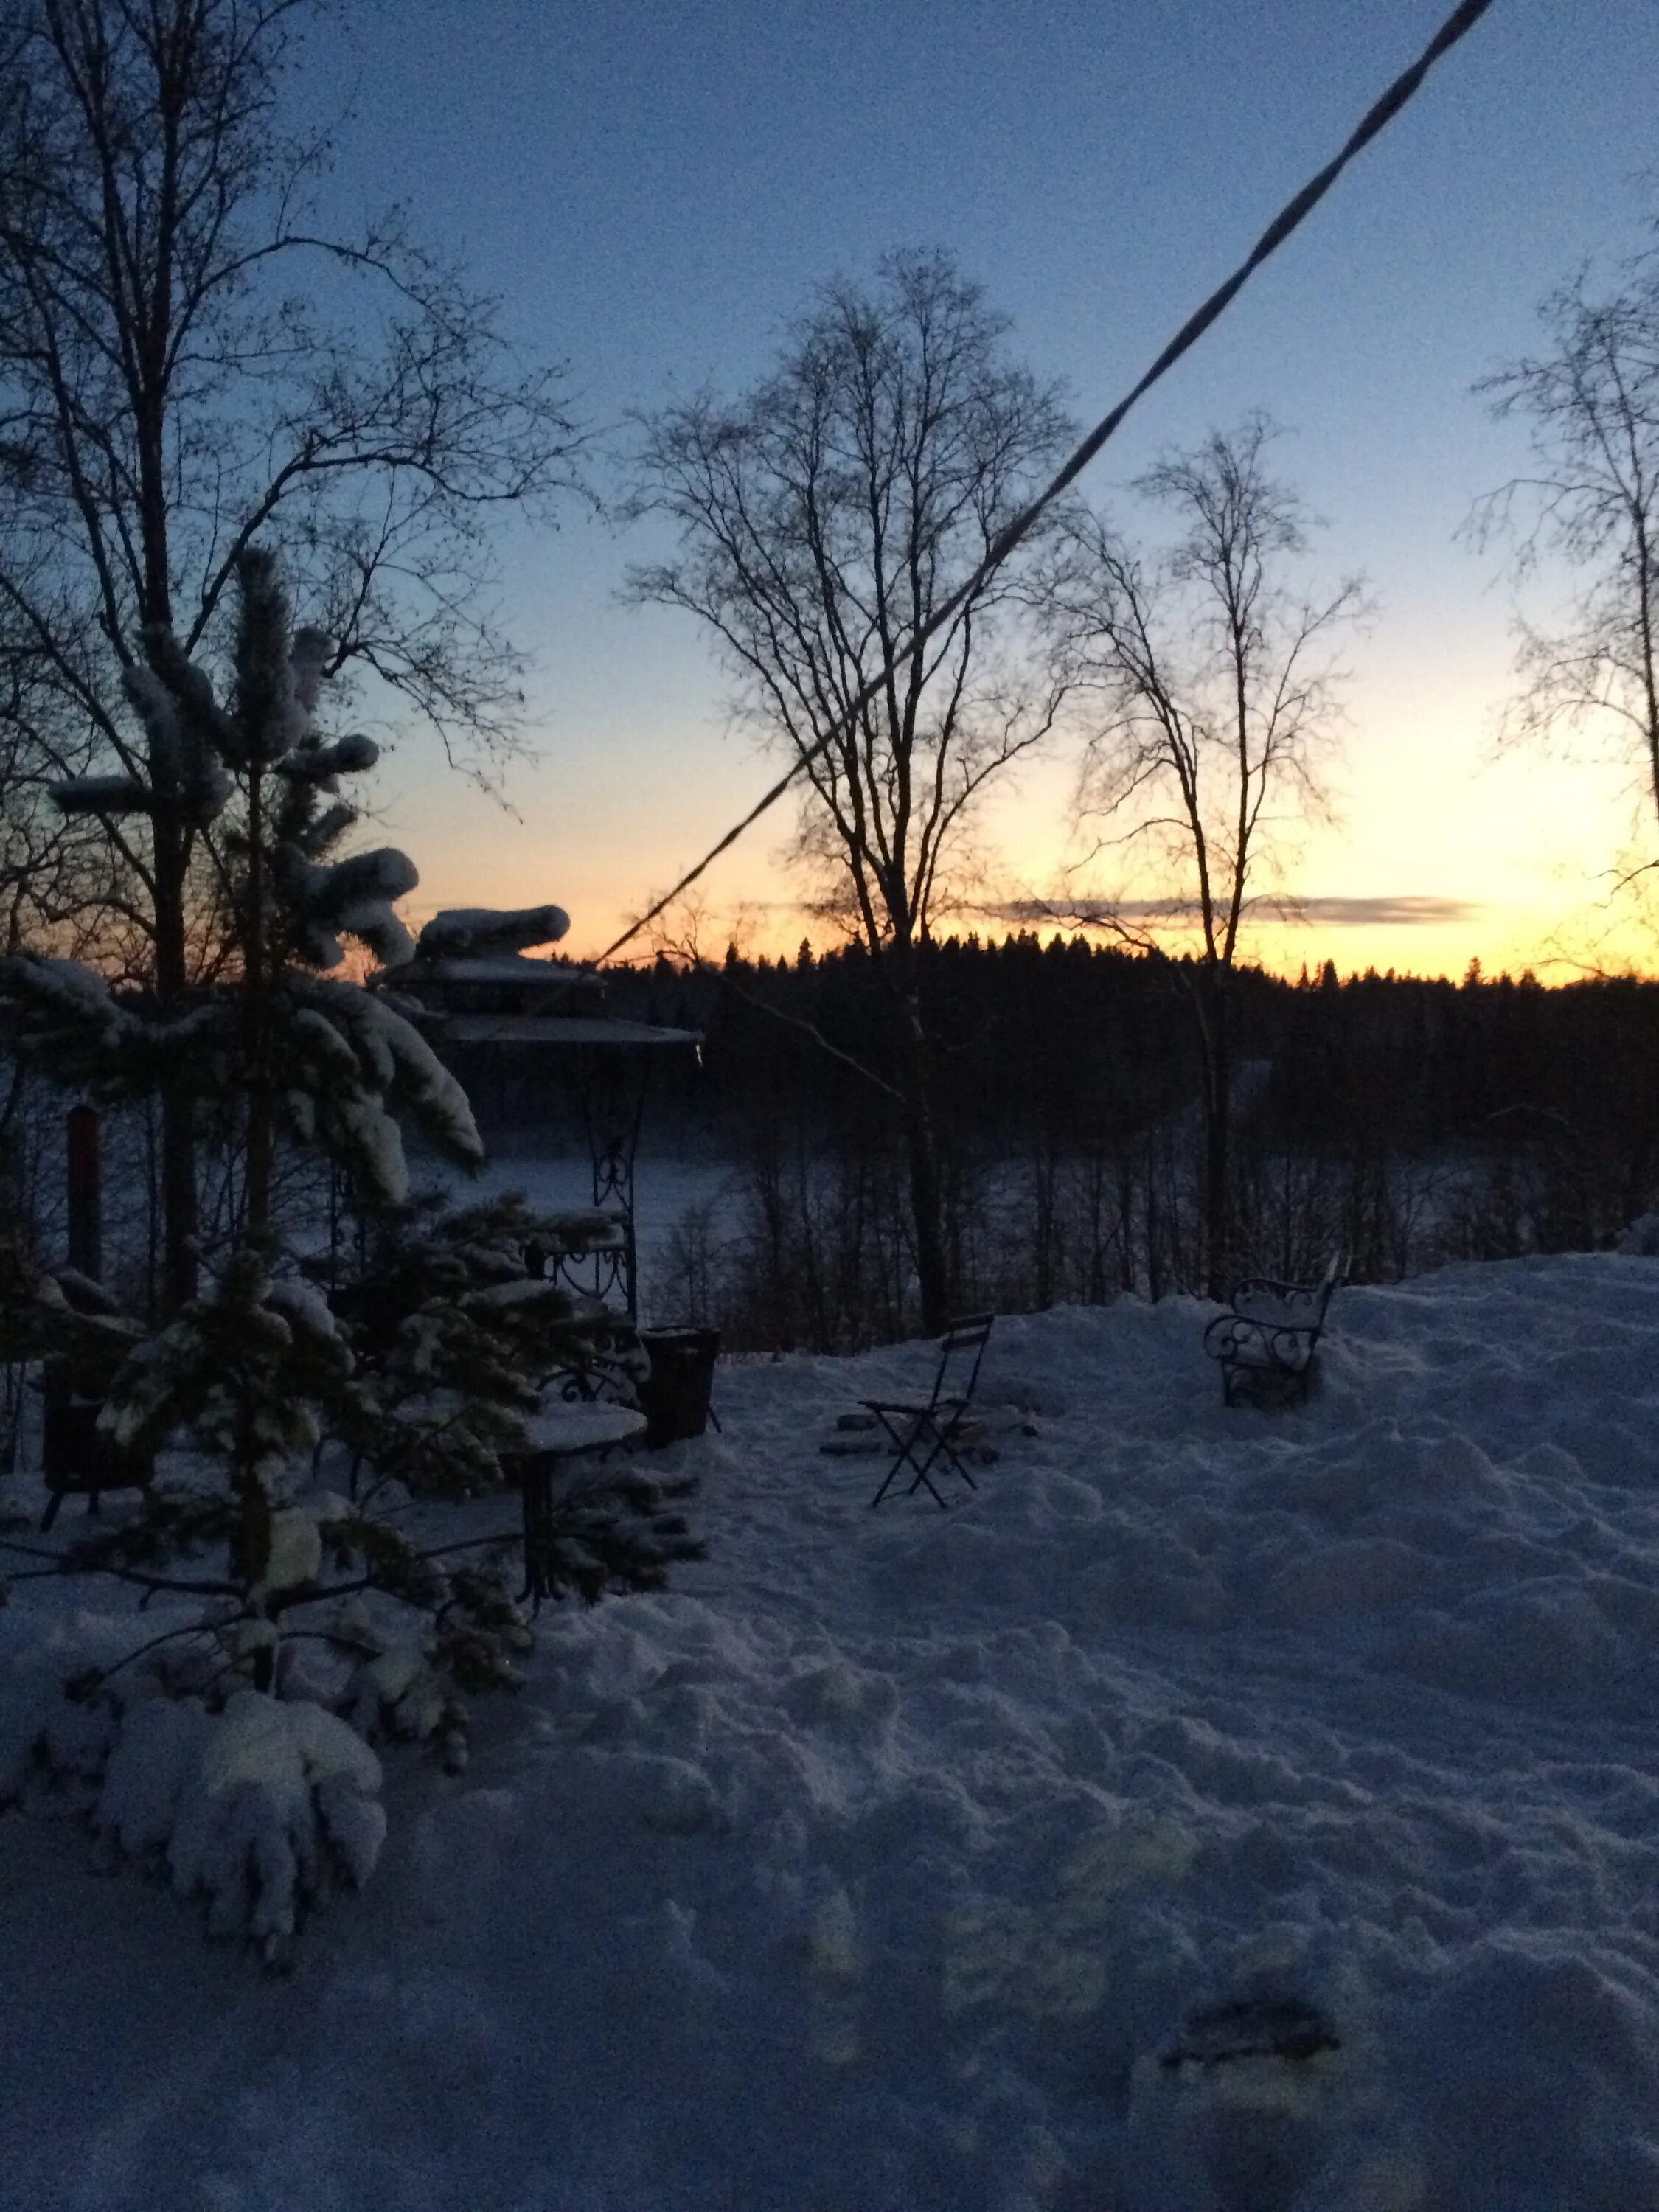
[{"x1": 1204, "y1": 1313, "x2": 1320, "y2": 1373}]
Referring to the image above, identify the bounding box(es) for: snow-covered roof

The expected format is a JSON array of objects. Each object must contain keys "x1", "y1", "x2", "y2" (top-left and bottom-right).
[
  {"x1": 406, "y1": 956, "x2": 606, "y2": 989},
  {"x1": 442, "y1": 1015, "x2": 700, "y2": 1048}
]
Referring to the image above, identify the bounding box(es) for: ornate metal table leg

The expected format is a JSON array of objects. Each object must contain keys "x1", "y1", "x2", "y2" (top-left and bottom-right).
[{"x1": 518, "y1": 1452, "x2": 555, "y2": 1610}]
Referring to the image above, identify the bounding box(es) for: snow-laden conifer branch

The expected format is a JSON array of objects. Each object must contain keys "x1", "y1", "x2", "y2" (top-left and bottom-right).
[
  {"x1": 3, "y1": 555, "x2": 705, "y2": 1958},
  {"x1": 417, "y1": 904, "x2": 570, "y2": 958}
]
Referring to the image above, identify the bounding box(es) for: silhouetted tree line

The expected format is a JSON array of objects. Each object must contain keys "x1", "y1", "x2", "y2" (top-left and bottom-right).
[
  {"x1": 13, "y1": 937, "x2": 1655, "y2": 1357},
  {"x1": 594, "y1": 937, "x2": 1659, "y2": 1350}
]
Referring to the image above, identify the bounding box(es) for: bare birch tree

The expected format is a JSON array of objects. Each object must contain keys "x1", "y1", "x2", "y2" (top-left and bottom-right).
[
  {"x1": 0, "y1": 0, "x2": 581, "y2": 1305},
  {"x1": 1467, "y1": 249, "x2": 1659, "y2": 862},
  {"x1": 628, "y1": 251, "x2": 1070, "y2": 1332},
  {"x1": 1046, "y1": 416, "x2": 1363, "y2": 1294}
]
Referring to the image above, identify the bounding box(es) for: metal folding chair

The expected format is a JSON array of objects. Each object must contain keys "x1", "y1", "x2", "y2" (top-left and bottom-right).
[{"x1": 862, "y1": 1313, "x2": 995, "y2": 1509}]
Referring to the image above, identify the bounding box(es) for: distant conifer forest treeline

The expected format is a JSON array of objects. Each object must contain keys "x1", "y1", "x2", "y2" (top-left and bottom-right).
[{"x1": 580, "y1": 935, "x2": 1659, "y2": 1349}]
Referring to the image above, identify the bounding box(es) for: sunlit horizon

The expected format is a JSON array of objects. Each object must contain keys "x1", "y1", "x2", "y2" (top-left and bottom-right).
[
  {"x1": 312, "y1": 0, "x2": 1659, "y2": 993},
  {"x1": 378, "y1": 664, "x2": 1659, "y2": 987}
]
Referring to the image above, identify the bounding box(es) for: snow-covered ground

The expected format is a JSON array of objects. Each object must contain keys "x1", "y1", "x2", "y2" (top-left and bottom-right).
[{"x1": 4, "y1": 1253, "x2": 1659, "y2": 2211}]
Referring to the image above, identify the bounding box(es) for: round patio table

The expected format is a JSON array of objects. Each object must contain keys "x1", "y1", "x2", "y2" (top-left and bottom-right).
[{"x1": 510, "y1": 1400, "x2": 647, "y2": 1607}]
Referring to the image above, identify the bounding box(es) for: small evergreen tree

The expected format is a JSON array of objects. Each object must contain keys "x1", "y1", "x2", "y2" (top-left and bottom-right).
[{"x1": 0, "y1": 553, "x2": 704, "y2": 1958}]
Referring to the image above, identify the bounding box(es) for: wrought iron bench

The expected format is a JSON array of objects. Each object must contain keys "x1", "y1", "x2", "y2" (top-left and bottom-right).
[{"x1": 1202, "y1": 1252, "x2": 1346, "y2": 1406}]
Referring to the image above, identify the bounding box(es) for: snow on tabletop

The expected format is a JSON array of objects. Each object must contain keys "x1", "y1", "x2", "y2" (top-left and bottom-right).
[{"x1": 2, "y1": 1252, "x2": 1659, "y2": 2208}]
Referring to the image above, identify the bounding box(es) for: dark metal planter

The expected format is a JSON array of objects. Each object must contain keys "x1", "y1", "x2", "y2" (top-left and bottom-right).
[{"x1": 636, "y1": 1327, "x2": 720, "y2": 1449}]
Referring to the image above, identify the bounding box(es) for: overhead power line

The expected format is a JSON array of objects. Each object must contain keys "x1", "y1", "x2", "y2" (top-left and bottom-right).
[{"x1": 597, "y1": 0, "x2": 1498, "y2": 968}]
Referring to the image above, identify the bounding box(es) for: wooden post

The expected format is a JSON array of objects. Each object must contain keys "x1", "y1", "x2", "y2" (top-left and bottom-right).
[{"x1": 66, "y1": 1103, "x2": 101, "y2": 1282}]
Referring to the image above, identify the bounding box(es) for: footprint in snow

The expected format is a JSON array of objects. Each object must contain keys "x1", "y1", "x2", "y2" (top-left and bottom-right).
[
  {"x1": 1126, "y1": 1996, "x2": 1358, "y2": 2212},
  {"x1": 1158, "y1": 1995, "x2": 1342, "y2": 2078}
]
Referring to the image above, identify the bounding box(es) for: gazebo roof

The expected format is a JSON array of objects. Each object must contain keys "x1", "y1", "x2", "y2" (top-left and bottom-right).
[
  {"x1": 442, "y1": 1014, "x2": 700, "y2": 1049},
  {"x1": 389, "y1": 905, "x2": 701, "y2": 1053},
  {"x1": 408, "y1": 955, "x2": 607, "y2": 990}
]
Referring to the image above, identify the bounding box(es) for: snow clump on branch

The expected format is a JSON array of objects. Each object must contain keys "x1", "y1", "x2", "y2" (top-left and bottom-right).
[
  {"x1": 97, "y1": 1691, "x2": 386, "y2": 1964},
  {"x1": 417, "y1": 905, "x2": 571, "y2": 959}
]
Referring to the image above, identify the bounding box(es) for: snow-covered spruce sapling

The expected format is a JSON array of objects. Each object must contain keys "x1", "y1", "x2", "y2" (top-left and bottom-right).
[
  {"x1": 6, "y1": 547, "x2": 493, "y2": 1627},
  {"x1": 0, "y1": 553, "x2": 705, "y2": 1950},
  {"x1": 20, "y1": 1225, "x2": 701, "y2": 1955},
  {"x1": 56, "y1": 1248, "x2": 546, "y2": 1711},
  {"x1": 0, "y1": 1252, "x2": 414, "y2": 1961}
]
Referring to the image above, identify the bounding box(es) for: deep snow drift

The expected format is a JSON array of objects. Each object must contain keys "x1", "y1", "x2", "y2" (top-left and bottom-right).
[{"x1": 3, "y1": 1253, "x2": 1658, "y2": 2211}]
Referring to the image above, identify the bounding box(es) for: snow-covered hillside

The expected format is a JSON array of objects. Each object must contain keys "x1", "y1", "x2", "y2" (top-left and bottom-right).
[{"x1": 3, "y1": 1253, "x2": 1658, "y2": 2211}]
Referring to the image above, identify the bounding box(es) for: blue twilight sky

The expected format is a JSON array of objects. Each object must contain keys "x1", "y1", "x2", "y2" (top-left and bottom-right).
[{"x1": 310, "y1": 0, "x2": 1658, "y2": 975}]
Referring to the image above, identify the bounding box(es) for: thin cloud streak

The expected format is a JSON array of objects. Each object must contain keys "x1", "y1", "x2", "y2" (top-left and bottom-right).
[{"x1": 990, "y1": 896, "x2": 1480, "y2": 928}]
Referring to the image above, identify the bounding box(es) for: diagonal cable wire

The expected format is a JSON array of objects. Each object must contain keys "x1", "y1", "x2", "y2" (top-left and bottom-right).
[{"x1": 598, "y1": 0, "x2": 1498, "y2": 967}]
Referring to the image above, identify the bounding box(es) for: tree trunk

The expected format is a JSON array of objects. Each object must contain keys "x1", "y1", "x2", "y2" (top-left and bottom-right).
[
  {"x1": 1197, "y1": 970, "x2": 1234, "y2": 1301},
  {"x1": 140, "y1": 352, "x2": 200, "y2": 1308},
  {"x1": 891, "y1": 981, "x2": 949, "y2": 1335},
  {"x1": 241, "y1": 767, "x2": 274, "y2": 1248},
  {"x1": 902, "y1": 1093, "x2": 950, "y2": 1335},
  {"x1": 150, "y1": 814, "x2": 198, "y2": 1312}
]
